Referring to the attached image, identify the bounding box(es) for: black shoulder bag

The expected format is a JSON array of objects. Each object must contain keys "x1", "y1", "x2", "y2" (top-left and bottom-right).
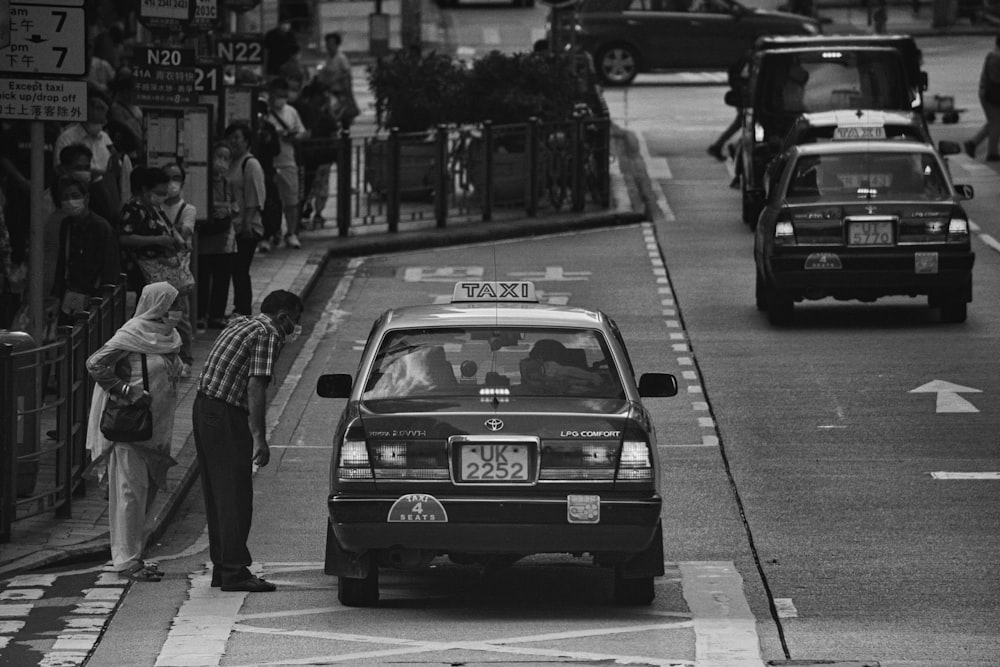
[{"x1": 100, "y1": 354, "x2": 153, "y2": 442}]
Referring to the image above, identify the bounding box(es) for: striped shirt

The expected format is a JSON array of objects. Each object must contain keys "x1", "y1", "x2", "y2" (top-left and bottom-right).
[{"x1": 197, "y1": 315, "x2": 283, "y2": 410}]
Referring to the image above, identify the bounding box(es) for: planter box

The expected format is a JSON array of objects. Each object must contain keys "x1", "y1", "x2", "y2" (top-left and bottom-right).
[{"x1": 364, "y1": 138, "x2": 437, "y2": 201}]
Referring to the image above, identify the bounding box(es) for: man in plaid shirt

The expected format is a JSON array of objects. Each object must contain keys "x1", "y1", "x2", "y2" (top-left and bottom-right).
[{"x1": 192, "y1": 289, "x2": 303, "y2": 592}]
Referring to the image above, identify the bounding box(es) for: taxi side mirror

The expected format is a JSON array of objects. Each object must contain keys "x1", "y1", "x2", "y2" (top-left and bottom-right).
[
  {"x1": 638, "y1": 373, "x2": 678, "y2": 397},
  {"x1": 724, "y1": 89, "x2": 740, "y2": 107},
  {"x1": 938, "y1": 140, "x2": 961, "y2": 156},
  {"x1": 954, "y1": 184, "x2": 974, "y2": 200},
  {"x1": 317, "y1": 374, "x2": 353, "y2": 398}
]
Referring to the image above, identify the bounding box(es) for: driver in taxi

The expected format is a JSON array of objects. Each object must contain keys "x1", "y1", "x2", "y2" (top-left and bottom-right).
[{"x1": 520, "y1": 339, "x2": 604, "y2": 395}]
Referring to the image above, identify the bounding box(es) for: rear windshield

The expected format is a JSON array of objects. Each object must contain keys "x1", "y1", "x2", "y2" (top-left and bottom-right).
[
  {"x1": 760, "y1": 51, "x2": 911, "y2": 115},
  {"x1": 785, "y1": 152, "x2": 950, "y2": 202},
  {"x1": 362, "y1": 327, "x2": 625, "y2": 400}
]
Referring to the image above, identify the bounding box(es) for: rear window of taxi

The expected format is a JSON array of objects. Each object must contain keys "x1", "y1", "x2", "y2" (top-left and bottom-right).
[
  {"x1": 761, "y1": 50, "x2": 912, "y2": 116},
  {"x1": 362, "y1": 328, "x2": 625, "y2": 400},
  {"x1": 785, "y1": 152, "x2": 950, "y2": 202}
]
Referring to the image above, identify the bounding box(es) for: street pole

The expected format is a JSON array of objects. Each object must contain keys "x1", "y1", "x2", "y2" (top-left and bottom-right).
[{"x1": 28, "y1": 121, "x2": 44, "y2": 342}]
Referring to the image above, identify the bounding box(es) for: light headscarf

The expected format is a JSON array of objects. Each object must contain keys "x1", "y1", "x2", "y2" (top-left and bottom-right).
[{"x1": 106, "y1": 281, "x2": 182, "y2": 354}]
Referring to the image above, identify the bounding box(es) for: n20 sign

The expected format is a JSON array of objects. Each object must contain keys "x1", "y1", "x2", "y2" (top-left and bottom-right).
[{"x1": 215, "y1": 35, "x2": 264, "y2": 65}]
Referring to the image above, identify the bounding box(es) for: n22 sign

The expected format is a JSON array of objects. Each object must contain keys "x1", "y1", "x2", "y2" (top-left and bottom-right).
[{"x1": 216, "y1": 36, "x2": 263, "y2": 65}]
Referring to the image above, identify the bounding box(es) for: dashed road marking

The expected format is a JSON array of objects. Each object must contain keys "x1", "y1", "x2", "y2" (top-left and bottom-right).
[{"x1": 929, "y1": 471, "x2": 1000, "y2": 480}]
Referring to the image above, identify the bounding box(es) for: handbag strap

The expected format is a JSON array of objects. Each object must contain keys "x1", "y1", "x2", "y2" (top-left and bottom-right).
[{"x1": 140, "y1": 353, "x2": 149, "y2": 390}]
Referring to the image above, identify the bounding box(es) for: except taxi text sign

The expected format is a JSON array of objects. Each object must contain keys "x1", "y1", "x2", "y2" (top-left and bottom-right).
[
  {"x1": 1, "y1": 2, "x2": 87, "y2": 76},
  {"x1": 0, "y1": 76, "x2": 85, "y2": 120}
]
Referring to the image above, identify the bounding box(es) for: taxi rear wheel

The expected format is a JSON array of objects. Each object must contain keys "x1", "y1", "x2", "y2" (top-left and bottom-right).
[
  {"x1": 338, "y1": 567, "x2": 379, "y2": 607},
  {"x1": 765, "y1": 287, "x2": 794, "y2": 326},
  {"x1": 754, "y1": 272, "x2": 767, "y2": 311},
  {"x1": 613, "y1": 569, "x2": 654, "y2": 605}
]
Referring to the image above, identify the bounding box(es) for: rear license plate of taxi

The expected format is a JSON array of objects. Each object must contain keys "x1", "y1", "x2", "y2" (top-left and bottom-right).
[
  {"x1": 459, "y1": 444, "x2": 530, "y2": 482},
  {"x1": 848, "y1": 220, "x2": 893, "y2": 246},
  {"x1": 567, "y1": 495, "x2": 600, "y2": 524}
]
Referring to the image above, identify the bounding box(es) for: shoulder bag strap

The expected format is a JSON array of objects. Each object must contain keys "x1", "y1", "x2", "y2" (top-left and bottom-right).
[
  {"x1": 172, "y1": 202, "x2": 188, "y2": 228},
  {"x1": 140, "y1": 353, "x2": 149, "y2": 390}
]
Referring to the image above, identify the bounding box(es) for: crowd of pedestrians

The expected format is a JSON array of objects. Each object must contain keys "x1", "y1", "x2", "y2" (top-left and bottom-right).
[{"x1": 0, "y1": 11, "x2": 355, "y2": 337}]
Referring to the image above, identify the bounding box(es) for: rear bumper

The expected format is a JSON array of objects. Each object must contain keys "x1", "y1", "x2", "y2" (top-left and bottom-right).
[
  {"x1": 767, "y1": 249, "x2": 974, "y2": 299},
  {"x1": 328, "y1": 495, "x2": 662, "y2": 554}
]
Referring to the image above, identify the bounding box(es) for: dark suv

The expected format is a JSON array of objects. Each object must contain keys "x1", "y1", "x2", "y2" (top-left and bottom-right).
[
  {"x1": 732, "y1": 35, "x2": 928, "y2": 228},
  {"x1": 573, "y1": 0, "x2": 820, "y2": 86}
]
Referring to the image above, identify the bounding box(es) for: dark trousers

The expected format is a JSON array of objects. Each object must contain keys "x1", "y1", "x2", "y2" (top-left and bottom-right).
[
  {"x1": 198, "y1": 253, "x2": 233, "y2": 321},
  {"x1": 231, "y1": 235, "x2": 259, "y2": 317},
  {"x1": 192, "y1": 393, "x2": 254, "y2": 585}
]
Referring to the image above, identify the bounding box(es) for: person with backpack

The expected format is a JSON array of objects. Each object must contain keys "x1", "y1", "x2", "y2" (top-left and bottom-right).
[{"x1": 224, "y1": 122, "x2": 267, "y2": 318}]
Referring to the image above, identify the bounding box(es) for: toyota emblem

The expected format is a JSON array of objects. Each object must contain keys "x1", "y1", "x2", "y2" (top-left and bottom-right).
[{"x1": 484, "y1": 418, "x2": 504, "y2": 431}]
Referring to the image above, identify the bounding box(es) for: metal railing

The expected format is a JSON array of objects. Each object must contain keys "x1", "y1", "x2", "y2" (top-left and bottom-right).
[
  {"x1": 0, "y1": 280, "x2": 128, "y2": 542},
  {"x1": 299, "y1": 114, "x2": 612, "y2": 235}
]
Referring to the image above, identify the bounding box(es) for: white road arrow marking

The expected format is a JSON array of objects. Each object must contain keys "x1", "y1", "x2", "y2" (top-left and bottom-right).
[{"x1": 909, "y1": 380, "x2": 981, "y2": 413}]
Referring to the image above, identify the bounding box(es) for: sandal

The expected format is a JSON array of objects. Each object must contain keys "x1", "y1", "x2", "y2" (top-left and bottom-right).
[{"x1": 119, "y1": 562, "x2": 164, "y2": 582}]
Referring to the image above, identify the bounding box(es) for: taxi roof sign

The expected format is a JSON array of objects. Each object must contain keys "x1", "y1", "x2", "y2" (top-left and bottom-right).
[
  {"x1": 451, "y1": 281, "x2": 537, "y2": 303},
  {"x1": 833, "y1": 124, "x2": 886, "y2": 141}
]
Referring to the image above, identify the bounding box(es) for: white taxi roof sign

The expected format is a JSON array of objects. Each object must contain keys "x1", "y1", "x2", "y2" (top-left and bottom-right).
[
  {"x1": 451, "y1": 281, "x2": 537, "y2": 303},
  {"x1": 833, "y1": 124, "x2": 886, "y2": 141}
]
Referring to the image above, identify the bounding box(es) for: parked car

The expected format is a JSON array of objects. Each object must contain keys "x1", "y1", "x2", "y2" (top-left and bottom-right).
[
  {"x1": 732, "y1": 35, "x2": 929, "y2": 228},
  {"x1": 572, "y1": 0, "x2": 820, "y2": 86},
  {"x1": 754, "y1": 140, "x2": 975, "y2": 324},
  {"x1": 316, "y1": 281, "x2": 678, "y2": 607}
]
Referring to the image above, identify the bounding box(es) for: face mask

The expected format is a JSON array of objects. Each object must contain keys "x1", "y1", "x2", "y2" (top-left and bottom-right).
[
  {"x1": 84, "y1": 122, "x2": 103, "y2": 137},
  {"x1": 214, "y1": 159, "x2": 230, "y2": 172},
  {"x1": 167, "y1": 181, "x2": 182, "y2": 197},
  {"x1": 163, "y1": 310, "x2": 182, "y2": 328},
  {"x1": 279, "y1": 313, "x2": 302, "y2": 342},
  {"x1": 70, "y1": 169, "x2": 92, "y2": 184},
  {"x1": 62, "y1": 198, "x2": 86, "y2": 216},
  {"x1": 272, "y1": 98, "x2": 287, "y2": 111},
  {"x1": 287, "y1": 324, "x2": 302, "y2": 342}
]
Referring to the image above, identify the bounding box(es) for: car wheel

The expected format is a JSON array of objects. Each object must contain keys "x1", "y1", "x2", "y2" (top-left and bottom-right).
[
  {"x1": 596, "y1": 45, "x2": 639, "y2": 86},
  {"x1": 939, "y1": 300, "x2": 967, "y2": 324},
  {"x1": 766, "y1": 287, "x2": 794, "y2": 326},
  {"x1": 613, "y1": 567, "x2": 654, "y2": 605},
  {"x1": 338, "y1": 567, "x2": 379, "y2": 607}
]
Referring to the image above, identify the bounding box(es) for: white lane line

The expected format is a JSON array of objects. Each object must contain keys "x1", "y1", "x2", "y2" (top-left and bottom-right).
[
  {"x1": 679, "y1": 561, "x2": 766, "y2": 667},
  {"x1": 978, "y1": 233, "x2": 1000, "y2": 253},
  {"x1": 636, "y1": 131, "x2": 676, "y2": 221},
  {"x1": 155, "y1": 567, "x2": 248, "y2": 667},
  {"x1": 930, "y1": 472, "x2": 1000, "y2": 480},
  {"x1": 773, "y1": 598, "x2": 798, "y2": 618}
]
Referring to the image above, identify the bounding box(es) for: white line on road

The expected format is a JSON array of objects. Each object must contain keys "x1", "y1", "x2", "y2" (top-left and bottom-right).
[
  {"x1": 929, "y1": 472, "x2": 1000, "y2": 480},
  {"x1": 773, "y1": 597, "x2": 799, "y2": 618},
  {"x1": 635, "y1": 131, "x2": 676, "y2": 221}
]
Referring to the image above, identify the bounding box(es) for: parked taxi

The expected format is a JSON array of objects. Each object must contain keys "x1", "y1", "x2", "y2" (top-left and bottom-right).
[
  {"x1": 316, "y1": 281, "x2": 678, "y2": 606},
  {"x1": 754, "y1": 140, "x2": 975, "y2": 324}
]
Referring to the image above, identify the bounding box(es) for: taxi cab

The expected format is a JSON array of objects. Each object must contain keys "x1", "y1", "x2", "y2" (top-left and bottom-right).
[
  {"x1": 754, "y1": 140, "x2": 975, "y2": 325},
  {"x1": 315, "y1": 281, "x2": 678, "y2": 606}
]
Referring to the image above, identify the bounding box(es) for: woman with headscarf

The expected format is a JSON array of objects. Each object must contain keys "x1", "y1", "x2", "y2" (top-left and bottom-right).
[{"x1": 86, "y1": 281, "x2": 185, "y2": 581}]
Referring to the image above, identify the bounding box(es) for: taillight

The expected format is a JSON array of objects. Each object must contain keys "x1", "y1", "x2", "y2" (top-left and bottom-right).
[
  {"x1": 617, "y1": 424, "x2": 653, "y2": 482},
  {"x1": 947, "y1": 215, "x2": 969, "y2": 241},
  {"x1": 773, "y1": 211, "x2": 796, "y2": 247},
  {"x1": 337, "y1": 425, "x2": 372, "y2": 480},
  {"x1": 754, "y1": 122, "x2": 765, "y2": 143}
]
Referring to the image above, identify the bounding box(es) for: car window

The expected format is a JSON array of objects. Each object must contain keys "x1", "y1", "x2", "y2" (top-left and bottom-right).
[
  {"x1": 785, "y1": 152, "x2": 949, "y2": 202},
  {"x1": 761, "y1": 51, "x2": 911, "y2": 116},
  {"x1": 362, "y1": 327, "x2": 625, "y2": 400},
  {"x1": 688, "y1": 0, "x2": 731, "y2": 13}
]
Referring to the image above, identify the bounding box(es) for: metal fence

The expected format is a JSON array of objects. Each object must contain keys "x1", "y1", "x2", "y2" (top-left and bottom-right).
[
  {"x1": 0, "y1": 280, "x2": 128, "y2": 542},
  {"x1": 302, "y1": 113, "x2": 612, "y2": 235}
]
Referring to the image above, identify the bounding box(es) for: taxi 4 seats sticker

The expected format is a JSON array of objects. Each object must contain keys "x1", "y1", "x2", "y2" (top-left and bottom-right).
[{"x1": 388, "y1": 494, "x2": 449, "y2": 522}]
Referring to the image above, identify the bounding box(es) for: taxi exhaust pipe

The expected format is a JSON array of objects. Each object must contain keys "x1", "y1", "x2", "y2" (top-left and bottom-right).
[{"x1": 381, "y1": 546, "x2": 435, "y2": 570}]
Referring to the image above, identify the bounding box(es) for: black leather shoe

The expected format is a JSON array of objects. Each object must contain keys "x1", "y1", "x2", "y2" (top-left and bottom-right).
[
  {"x1": 220, "y1": 576, "x2": 276, "y2": 592},
  {"x1": 211, "y1": 571, "x2": 220, "y2": 588}
]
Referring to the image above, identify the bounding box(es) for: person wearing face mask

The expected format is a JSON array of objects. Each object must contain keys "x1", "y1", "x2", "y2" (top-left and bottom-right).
[
  {"x1": 117, "y1": 166, "x2": 187, "y2": 297},
  {"x1": 51, "y1": 176, "x2": 121, "y2": 324},
  {"x1": 223, "y1": 122, "x2": 267, "y2": 317},
  {"x1": 198, "y1": 142, "x2": 238, "y2": 330},
  {"x1": 159, "y1": 162, "x2": 197, "y2": 373},
  {"x1": 86, "y1": 281, "x2": 185, "y2": 582},
  {"x1": 266, "y1": 78, "x2": 308, "y2": 250},
  {"x1": 53, "y1": 88, "x2": 132, "y2": 216},
  {"x1": 192, "y1": 289, "x2": 303, "y2": 592}
]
